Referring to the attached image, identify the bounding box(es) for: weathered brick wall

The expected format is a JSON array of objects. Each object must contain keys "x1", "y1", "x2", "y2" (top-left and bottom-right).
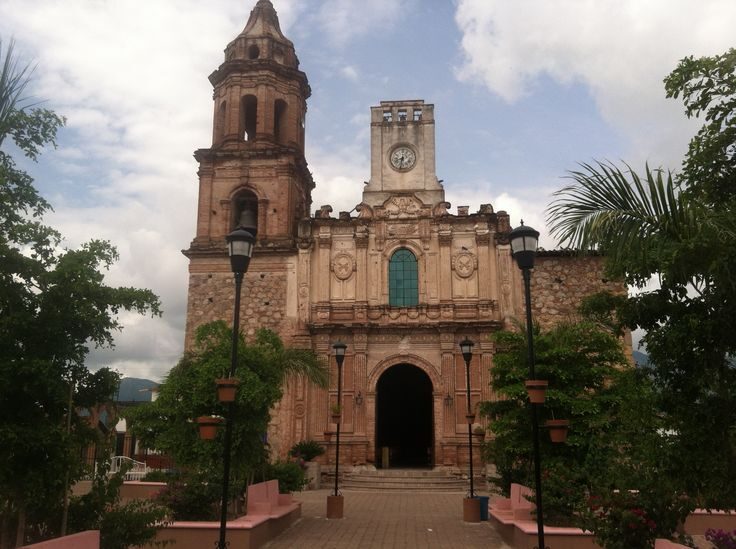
[{"x1": 529, "y1": 253, "x2": 625, "y2": 331}]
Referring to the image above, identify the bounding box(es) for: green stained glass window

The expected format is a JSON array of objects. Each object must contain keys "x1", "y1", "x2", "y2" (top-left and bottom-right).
[{"x1": 389, "y1": 248, "x2": 418, "y2": 306}]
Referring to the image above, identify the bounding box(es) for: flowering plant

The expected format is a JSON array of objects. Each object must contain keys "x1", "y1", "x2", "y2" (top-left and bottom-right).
[
  {"x1": 580, "y1": 486, "x2": 692, "y2": 549},
  {"x1": 706, "y1": 528, "x2": 736, "y2": 549},
  {"x1": 586, "y1": 493, "x2": 657, "y2": 549}
]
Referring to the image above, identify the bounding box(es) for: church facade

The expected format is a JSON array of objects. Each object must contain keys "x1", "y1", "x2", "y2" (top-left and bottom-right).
[{"x1": 183, "y1": 0, "x2": 623, "y2": 470}]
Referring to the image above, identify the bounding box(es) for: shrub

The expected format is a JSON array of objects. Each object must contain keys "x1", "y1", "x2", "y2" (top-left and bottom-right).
[
  {"x1": 67, "y1": 461, "x2": 167, "y2": 549},
  {"x1": 142, "y1": 469, "x2": 180, "y2": 482},
  {"x1": 580, "y1": 485, "x2": 693, "y2": 549},
  {"x1": 155, "y1": 477, "x2": 219, "y2": 520},
  {"x1": 265, "y1": 461, "x2": 308, "y2": 493},
  {"x1": 706, "y1": 529, "x2": 736, "y2": 549},
  {"x1": 99, "y1": 499, "x2": 169, "y2": 549},
  {"x1": 288, "y1": 440, "x2": 325, "y2": 462}
]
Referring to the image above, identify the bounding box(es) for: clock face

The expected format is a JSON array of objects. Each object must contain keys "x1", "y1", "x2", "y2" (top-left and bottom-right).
[{"x1": 390, "y1": 146, "x2": 416, "y2": 170}]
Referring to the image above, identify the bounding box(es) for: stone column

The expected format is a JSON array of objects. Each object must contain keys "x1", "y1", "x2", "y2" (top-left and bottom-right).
[{"x1": 353, "y1": 332, "x2": 368, "y2": 436}]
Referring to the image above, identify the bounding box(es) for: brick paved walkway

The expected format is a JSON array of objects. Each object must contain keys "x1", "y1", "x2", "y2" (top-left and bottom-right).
[{"x1": 263, "y1": 489, "x2": 512, "y2": 549}]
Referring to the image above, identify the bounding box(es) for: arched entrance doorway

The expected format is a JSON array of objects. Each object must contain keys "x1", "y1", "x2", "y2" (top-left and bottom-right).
[{"x1": 375, "y1": 364, "x2": 433, "y2": 468}]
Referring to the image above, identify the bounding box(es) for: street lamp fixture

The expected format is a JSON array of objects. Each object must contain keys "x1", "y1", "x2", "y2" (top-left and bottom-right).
[
  {"x1": 509, "y1": 221, "x2": 545, "y2": 549},
  {"x1": 217, "y1": 223, "x2": 256, "y2": 549},
  {"x1": 459, "y1": 337, "x2": 480, "y2": 522},
  {"x1": 327, "y1": 341, "x2": 347, "y2": 519}
]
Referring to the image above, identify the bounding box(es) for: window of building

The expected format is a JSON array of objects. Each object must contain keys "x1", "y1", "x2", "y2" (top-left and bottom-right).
[
  {"x1": 398, "y1": 109, "x2": 407, "y2": 122},
  {"x1": 413, "y1": 109, "x2": 422, "y2": 121},
  {"x1": 248, "y1": 44, "x2": 260, "y2": 59},
  {"x1": 389, "y1": 248, "x2": 419, "y2": 306},
  {"x1": 383, "y1": 111, "x2": 392, "y2": 122}
]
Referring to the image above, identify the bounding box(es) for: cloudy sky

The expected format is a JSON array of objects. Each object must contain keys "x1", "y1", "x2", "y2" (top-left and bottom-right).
[{"x1": 1, "y1": 0, "x2": 733, "y2": 381}]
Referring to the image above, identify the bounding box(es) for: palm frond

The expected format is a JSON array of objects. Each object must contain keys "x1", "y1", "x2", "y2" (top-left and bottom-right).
[
  {"x1": 546, "y1": 160, "x2": 703, "y2": 283},
  {"x1": 279, "y1": 348, "x2": 329, "y2": 388},
  {"x1": 0, "y1": 38, "x2": 34, "y2": 146}
]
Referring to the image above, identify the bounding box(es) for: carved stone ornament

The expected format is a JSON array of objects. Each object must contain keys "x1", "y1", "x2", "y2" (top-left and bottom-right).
[
  {"x1": 331, "y1": 252, "x2": 356, "y2": 280},
  {"x1": 387, "y1": 223, "x2": 418, "y2": 236},
  {"x1": 452, "y1": 250, "x2": 477, "y2": 278},
  {"x1": 384, "y1": 196, "x2": 422, "y2": 218}
]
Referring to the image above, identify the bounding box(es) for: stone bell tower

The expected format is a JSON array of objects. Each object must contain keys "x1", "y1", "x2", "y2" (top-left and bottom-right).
[{"x1": 183, "y1": 0, "x2": 313, "y2": 348}]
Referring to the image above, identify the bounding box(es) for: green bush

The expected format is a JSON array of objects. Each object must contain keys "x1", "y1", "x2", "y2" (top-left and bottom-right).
[
  {"x1": 68, "y1": 461, "x2": 167, "y2": 549},
  {"x1": 265, "y1": 461, "x2": 307, "y2": 493},
  {"x1": 142, "y1": 469, "x2": 180, "y2": 482},
  {"x1": 155, "y1": 477, "x2": 220, "y2": 521},
  {"x1": 99, "y1": 499, "x2": 169, "y2": 549},
  {"x1": 288, "y1": 439, "x2": 325, "y2": 462}
]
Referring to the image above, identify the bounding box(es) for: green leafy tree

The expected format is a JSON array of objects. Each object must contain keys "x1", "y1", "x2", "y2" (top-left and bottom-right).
[
  {"x1": 127, "y1": 321, "x2": 328, "y2": 518},
  {"x1": 0, "y1": 39, "x2": 161, "y2": 547},
  {"x1": 546, "y1": 47, "x2": 736, "y2": 509},
  {"x1": 482, "y1": 321, "x2": 636, "y2": 525},
  {"x1": 664, "y1": 48, "x2": 736, "y2": 204}
]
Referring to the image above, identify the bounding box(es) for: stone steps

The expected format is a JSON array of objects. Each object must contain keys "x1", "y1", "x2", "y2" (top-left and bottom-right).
[{"x1": 327, "y1": 468, "x2": 477, "y2": 492}]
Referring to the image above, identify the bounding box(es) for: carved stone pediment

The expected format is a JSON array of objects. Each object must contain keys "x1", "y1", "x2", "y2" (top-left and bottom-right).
[{"x1": 376, "y1": 194, "x2": 431, "y2": 219}]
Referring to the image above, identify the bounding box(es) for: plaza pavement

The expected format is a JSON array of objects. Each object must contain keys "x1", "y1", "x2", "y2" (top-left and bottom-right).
[{"x1": 263, "y1": 488, "x2": 513, "y2": 549}]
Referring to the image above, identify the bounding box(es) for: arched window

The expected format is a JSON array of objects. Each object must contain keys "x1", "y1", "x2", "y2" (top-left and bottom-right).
[
  {"x1": 389, "y1": 249, "x2": 418, "y2": 306},
  {"x1": 240, "y1": 95, "x2": 257, "y2": 141}
]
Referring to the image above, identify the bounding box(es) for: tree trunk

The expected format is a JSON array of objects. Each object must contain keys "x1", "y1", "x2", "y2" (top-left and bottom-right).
[
  {"x1": 14, "y1": 506, "x2": 25, "y2": 548},
  {"x1": 1, "y1": 511, "x2": 10, "y2": 549}
]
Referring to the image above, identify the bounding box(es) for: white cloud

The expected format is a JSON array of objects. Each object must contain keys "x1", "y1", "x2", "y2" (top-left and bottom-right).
[
  {"x1": 313, "y1": 0, "x2": 408, "y2": 46},
  {"x1": 0, "y1": 0, "x2": 408, "y2": 380},
  {"x1": 455, "y1": 0, "x2": 736, "y2": 168},
  {"x1": 341, "y1": 65, "x2": 360, "y2": 81}
]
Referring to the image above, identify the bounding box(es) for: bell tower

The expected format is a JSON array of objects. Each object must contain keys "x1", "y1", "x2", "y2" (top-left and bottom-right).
[
  {"x1": 183, "y1": 0, "x2": 313, "y2": 348},
  {"x1": 187, "y1": 0, "x2": 313, "y2": 253}
]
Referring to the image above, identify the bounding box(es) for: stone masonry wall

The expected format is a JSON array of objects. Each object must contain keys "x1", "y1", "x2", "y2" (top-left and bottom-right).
[
  {"x1": 184, "y1": 269, "x2": 290, "y2": 350},
  {"x1": 529, "y1": 254, "x2": 625, "y2": 331}
]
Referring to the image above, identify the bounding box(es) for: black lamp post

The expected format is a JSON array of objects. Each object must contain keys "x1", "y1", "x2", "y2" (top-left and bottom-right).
[
  {"x1": 217, "y1": 223, "x2": 256, "y2": 549},
  {"x1": 509, "y1": 221, "x2": 545, "y2": 549},
  {"x1": 459, "y1": 338, "x2": 475, "y2": 499},
  {"x1": 327, "y1": 341, "x2": 347, "y2": 519}
]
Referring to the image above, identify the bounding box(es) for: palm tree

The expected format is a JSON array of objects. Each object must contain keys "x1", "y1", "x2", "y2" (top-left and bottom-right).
[{"x1": 545, "y1": 160, "x2": 712, "y2": 289}]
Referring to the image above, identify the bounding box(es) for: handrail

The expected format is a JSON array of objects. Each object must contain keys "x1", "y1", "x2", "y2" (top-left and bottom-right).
[{"x1": 109, "y1": 455, "x2": 148, "y2": 480}]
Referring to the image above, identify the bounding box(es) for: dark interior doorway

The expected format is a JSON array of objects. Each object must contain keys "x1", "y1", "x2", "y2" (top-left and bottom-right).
[{"x1": 375, "y1": 364, "x2": 433, "y2": 468}]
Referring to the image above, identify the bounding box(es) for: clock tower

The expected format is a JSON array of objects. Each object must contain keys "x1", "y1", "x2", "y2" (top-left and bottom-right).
[{"x1": 362, "y1": 100, "x2": 445, "y2": 209}]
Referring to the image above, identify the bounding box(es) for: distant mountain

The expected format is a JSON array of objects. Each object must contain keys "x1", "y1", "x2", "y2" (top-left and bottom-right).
[
  {"x1": 632, "y1": 350, "x2": 650, "y2": 367},
  {"x1": 117, "y1": 377, "x2": 159, "y2": 402}
]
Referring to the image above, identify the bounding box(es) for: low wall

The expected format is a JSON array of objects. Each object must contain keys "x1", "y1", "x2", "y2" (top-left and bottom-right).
[
  {"x1": 496, "y1": 520, "x2": 599, "y2": 549},
  {"x1": 21, "y1": 530, "x2": 99, "y2": 549},
  {"x1": 141, "y1": 495, "x2": 301, "y2": 549},
  {"x1": 141, "y1": 520, "x2": 271, "y2": 549},
  {"x1": 684, "y1": 509, "x2": 736, "y2": 535},
  {"x1": 119, "y1": 481, "x2": 166, "y2": 503}
]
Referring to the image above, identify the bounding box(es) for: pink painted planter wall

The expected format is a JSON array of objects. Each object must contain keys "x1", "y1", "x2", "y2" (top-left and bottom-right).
[
  {"x1": 119, "y1": 481, "x2": 166, "y2": 503},
  {"x1": 654, "y1": 540, "x2": 689, "y2": 549},
  {"x1": 20, "y1": 530, "x2": 99, "y2": 549},
  {"x1": 684, "y1": 509, "x2": 736, "y2": 535},
  {"x1": 140, "y1": 521, "x2": 269, "y2": 549}
]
